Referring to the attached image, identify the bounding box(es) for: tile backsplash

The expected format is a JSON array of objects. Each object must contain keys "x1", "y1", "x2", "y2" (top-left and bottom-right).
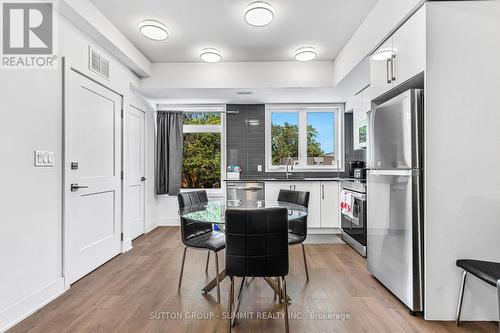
[{"x1": 226, "y1": 104, "x2": 365, "y2": 179}]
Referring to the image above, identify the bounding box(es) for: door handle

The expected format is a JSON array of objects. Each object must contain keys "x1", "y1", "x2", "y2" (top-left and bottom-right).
[
  {"x1": 141, "y1": 177, "x2": 146, "y2": 182},
  {"x1": 391, "y1": 54, "x2": 396, "y2": 81},
  {"x1": 70, "y1": 183, "x2": 88, "y2": 192},
  {"x1": 386, "y1": 58, "x2": 392, "y2": 84},
  {"x1": 321, "y1": 184, "x2": 325, "y2": 199}
]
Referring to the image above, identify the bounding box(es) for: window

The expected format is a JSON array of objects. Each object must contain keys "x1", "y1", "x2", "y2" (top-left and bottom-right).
[
  {"x1": 159, "y1": 105, "x2": 225, "y2": 191},
  {"x1": 266, "y1": 104, "x2": 343, "y2": 172}
]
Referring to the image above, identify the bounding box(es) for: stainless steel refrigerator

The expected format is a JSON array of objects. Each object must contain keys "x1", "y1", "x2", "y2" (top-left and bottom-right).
[{"x1": 366, "y1": 89, "x2": 424, "y2": 313}]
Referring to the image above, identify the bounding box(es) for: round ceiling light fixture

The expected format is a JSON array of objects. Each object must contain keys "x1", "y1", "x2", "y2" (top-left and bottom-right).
[
  {"x1": 139, "y1": 19, "x2": 169, "y2": 41},
  {"x1": 244, "y1": 1, "x2": 275, "y2": 27},
  {"x1": 293, "y1": 47, "x2": 318, "y2": 62},
  {"x1": 200, "y1": 48, "x2": 223, "y2": 63}
]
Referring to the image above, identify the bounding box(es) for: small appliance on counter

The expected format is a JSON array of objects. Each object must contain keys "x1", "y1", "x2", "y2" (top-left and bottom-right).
[
  {"x1": 226, "y1": 165, "x2": 241, "y2": 180},
  {"x1": 347, "y1": 161, "x2": 366, "y2": 178},
  {"x1": 353, "y1": 167, "x2": 367, "y2": 179}
]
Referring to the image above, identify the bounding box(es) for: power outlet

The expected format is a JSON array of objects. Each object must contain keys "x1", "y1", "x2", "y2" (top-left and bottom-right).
[
  {"x1": 34, "y1": 150, "x2": 54, "y2": 167},
  {"x1": 257, "y1": 165, "x2": 262, "y2": 172}
]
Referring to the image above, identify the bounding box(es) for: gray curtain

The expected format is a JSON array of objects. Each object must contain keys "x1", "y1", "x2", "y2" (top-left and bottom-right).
[{"x1": 156, "y1": 111, "x2": 183, "y2": 195}]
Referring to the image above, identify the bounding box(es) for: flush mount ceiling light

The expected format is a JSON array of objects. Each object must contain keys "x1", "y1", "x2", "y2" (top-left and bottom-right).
[
  {"x1": 200, "y1": 48, "x2": 223, "y2": 63},
  {"x1": 293, "y1": 47, "x2": 318, "y2": 62},
  {"x1": 244, "y1": 1, "x2": 275, "y2": 27},
  {"x1": 372, "y1": 47, "x2": 395, "y2": 61},
  {"x1": 139, "y1": 19, "x2": 169, "y2": 41}
]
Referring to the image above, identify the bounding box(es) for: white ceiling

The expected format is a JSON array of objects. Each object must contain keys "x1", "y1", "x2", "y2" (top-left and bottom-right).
[{"x1": 90, "y1": 0, "x2": 377, "y2": 63}]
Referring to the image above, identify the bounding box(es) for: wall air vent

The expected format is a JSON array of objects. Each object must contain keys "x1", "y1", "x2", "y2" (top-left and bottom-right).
[{"x1": 88, "y1": 45, "x2": 110, "y2": 80}]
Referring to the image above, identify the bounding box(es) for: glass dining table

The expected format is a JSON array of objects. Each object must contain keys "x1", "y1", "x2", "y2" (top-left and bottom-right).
[{"x1": 178, "y1": 200, "x2": 308, "y2": 304}]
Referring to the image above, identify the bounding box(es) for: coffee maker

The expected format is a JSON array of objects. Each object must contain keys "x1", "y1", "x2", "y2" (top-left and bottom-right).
[{"x1": 347, "y1": 161, "x2": 366, "y2": 179}]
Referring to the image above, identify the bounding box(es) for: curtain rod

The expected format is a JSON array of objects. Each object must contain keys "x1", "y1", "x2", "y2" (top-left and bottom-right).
[{"x1": 156, "y1": 109, "x2": 239, "y2": 114}]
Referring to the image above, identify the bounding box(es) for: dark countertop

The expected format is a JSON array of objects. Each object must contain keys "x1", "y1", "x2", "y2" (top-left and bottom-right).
[{"x1": 223, "y1": 177, "x2": 360, "y2": 182}]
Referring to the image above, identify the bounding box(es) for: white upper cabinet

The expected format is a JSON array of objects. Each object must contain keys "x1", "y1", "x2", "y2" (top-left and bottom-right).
[
  {"x1": 391, "y1": 6, "x2": 426, "y2": 87},
  {"x1": 370, "y1": 38, "x2": 394, "y2": 98},
  {"x1": 370, "y1": 6, "x2": 425, "y2": 99}
]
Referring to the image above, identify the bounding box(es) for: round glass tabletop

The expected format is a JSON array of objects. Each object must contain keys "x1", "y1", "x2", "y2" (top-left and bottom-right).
[{"x1": 179, "y1": 200, "x2": 308, "y2": 225}]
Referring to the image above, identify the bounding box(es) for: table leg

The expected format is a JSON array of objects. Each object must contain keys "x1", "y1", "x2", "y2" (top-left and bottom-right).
[
  {"x1": 202, "y1": 269, "x2": 227, "y2": 293},
  {"x1": 263, "y1": 277, "x2": 291, "y2": 304}
]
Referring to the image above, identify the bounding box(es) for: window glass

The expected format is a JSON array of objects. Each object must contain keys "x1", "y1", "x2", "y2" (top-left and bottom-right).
[
  {"x1": 306, "y1": 112, "x2": 335, "y2": 166},
  {"x1": 181, "y1": 132, "x2": 221, "y2": 189},
  {"x1": 271, "y1": 112, "x2": 299, "y2": 166},
  {"x1": 183, "y1": 112, "x2": 221, "y2": 125}
]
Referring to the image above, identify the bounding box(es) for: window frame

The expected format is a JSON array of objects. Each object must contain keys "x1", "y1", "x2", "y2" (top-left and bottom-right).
[
  {"x1": 265, "y1": 103, "x2": 344, "y2": 172},
  {"x1": 157, "y1": 104, "x2": 226, "y2": 196}
]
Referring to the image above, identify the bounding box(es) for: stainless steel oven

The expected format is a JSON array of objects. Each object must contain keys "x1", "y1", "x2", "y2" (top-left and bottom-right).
[{"x1": 340, "y1": 180, "x2": 367, "y2": 257}]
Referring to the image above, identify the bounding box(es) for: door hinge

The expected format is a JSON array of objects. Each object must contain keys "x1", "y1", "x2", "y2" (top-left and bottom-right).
[{"x1": 121, "y1": 233, "x2": 124, "y2": 241}]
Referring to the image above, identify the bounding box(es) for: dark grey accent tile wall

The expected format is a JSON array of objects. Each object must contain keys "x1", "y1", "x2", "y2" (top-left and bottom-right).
[{"x1": 226, "y1": 104, "x2": 365, "y2": 179}]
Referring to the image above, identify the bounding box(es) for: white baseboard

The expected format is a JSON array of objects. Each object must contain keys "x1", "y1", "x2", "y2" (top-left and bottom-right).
[
  {"x1": 307, "y1": 227, "x2": 341, "y2": 235},
  {"x1": 145, "y1": 219, "x2": 158, "y2": 233},
  {"x1": 154, "y1": 217, "x2": 180, "y2": 227},
  {"x1": 304, "y1": 234, "x2": 345, "y2": 245},
  {"x1": 122, "y1": 238, "x2": 133, "y2": 253},
  {"x1": 0, "y1": 278, "x2": 65, "y2": 333}
]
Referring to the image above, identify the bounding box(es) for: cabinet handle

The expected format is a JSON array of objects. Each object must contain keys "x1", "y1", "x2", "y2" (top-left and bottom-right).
[
  {"x1": 391, "y1": 54, "x2": 396, "y2": 81},
  {"x1": 321, "y1": 184, "x2": 325, "y2": 199},
  {"x1": 386, "y1": 58, "x2": 392, "y2": 84}
]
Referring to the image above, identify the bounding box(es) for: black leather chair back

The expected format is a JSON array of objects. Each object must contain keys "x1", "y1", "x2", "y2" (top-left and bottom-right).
[
  {"x1": 278, "y1": 189, "x2": 310, "y2": 237},
  {"x1": 225, "y1": 207, "x2": 289, "y2": 278},
  {"x1": 177, "y1": 190, "x2": 212, "y2": 244}
]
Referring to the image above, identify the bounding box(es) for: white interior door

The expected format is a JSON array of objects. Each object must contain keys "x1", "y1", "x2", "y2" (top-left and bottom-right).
[
  {"x1": 127, "y1": 106, "x2": 145, "y2": 240},
  {"x1": 66, "y1": 69, "x2": 122, "y2": 284}
]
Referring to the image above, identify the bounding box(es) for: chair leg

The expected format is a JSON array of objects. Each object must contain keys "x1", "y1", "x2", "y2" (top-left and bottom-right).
[
  {"x1": 178, "y1": 247, "x2": 188, "y2": 289},
  {"x1": 205, "y1": 251, "x2": 210, "y2": 273},
  {"x1": 455, "y1": 271, "x2": 468, "y2": 325},
  {"x1": 497, "y1": 279, "x2": 500, "y2": 332},
  {"x1": 301, "y1": 243, "x2": 310, "y2": 281},
  {"x1": 214, "y1": 251, "x2": 221, "y2": 304},
  {"x1": 228, "y1": 276, "x2": 234, "y2": 333},
  {"x1": 277, "y1": 277, "x2": 282, "y2": 304},
  {"x1": 282, "y1": 276, "x2": 289, "y2": 333}
]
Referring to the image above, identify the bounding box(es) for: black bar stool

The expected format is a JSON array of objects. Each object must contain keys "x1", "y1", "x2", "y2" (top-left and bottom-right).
[{"x1": 455, "y1": 259, "x2": 500, "y2": 325}]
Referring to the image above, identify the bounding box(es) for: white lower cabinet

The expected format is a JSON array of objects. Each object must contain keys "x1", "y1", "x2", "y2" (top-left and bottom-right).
[
  {"x1": 293, "y1": 181, "x2": 321, "y2": 228},
  {"x1": 264, "y1": 181, "x2": 340, "y2": 231},
  {"x1": 320, "y1": 182, "x2": 340, "y2": 228}
]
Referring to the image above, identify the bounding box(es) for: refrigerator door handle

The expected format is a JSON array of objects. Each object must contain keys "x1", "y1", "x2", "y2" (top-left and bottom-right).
[{"x1": 368, "y1": 169, "x2": 419, "y2": 176}]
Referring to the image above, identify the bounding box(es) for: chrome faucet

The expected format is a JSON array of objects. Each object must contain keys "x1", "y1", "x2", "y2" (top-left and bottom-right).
[{"x1": 285, "y1": 155, "x2": 294, "y2": 179}]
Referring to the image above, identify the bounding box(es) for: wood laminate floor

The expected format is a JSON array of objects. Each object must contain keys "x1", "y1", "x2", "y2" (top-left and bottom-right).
[{"x1": 8, "y1": 227, "x2": 497, "y2": 333}]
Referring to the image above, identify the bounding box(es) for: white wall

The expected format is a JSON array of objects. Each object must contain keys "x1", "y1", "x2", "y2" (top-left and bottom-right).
[
  {"x1": 333, "y1": 0, "x2": 424, "y2": 86},
  {"x1": 0, "y1": 12, "x2": 144, "y2": 331},
  {"x1": 141, "y1": 61, "x2": 335, "y2": 89},
  {"x1": 424, "y1": 1, "x2": 500, "y2": 321}
]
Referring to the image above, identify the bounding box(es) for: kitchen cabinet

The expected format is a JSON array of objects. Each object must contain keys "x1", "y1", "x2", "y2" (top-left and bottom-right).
[
  {"x1": 370, "y1": 6, "x2": 425, "y2": 99},
  {"x1": 320, "y1": 182, "x2": 340, "y2": 228},
  {"x1": 265, "y1": 181, "x2": 339, "y2": 230},
  {"x1": 293, "y1": 181, "x2": 321, "y2": 228},
  {"x1": 353, "y1": 88, "x2": 372, "y2": 150}
]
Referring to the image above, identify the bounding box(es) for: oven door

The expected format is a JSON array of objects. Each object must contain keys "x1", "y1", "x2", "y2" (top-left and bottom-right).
[{"x1": 341, "y1": 190, "x2": 366, "y2": 246}]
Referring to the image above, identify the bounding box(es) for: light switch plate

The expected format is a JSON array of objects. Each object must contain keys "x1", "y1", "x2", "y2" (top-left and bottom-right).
[{"x1": 34, "y1": 150, "x2": 54, "y2": 167}]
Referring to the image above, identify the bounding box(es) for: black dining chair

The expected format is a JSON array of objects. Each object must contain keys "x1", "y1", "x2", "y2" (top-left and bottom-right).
[
  {"x1": 278, "y1": 189, "x2": 310, "y2": 281},
  {"x1": 455, "y1": 259, "x2": 500, "y2": 325},
  {"x1": 177, "y1": 190, "x2": 225, "y2": 303},
  {"x1": 225, "y1": 207, "x2": 290, "y2": 333}
]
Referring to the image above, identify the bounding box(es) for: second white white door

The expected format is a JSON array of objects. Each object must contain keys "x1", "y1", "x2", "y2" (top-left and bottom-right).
[{"x1": 127, "y1": 106, "x2": 146, "y2": 240}]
